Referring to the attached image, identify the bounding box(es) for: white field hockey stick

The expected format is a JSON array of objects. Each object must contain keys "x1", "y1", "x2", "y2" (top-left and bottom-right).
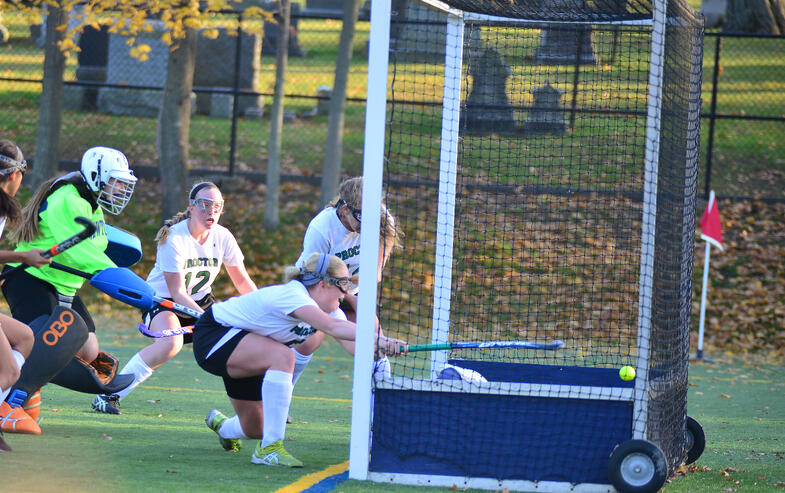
[
  {"x1": 402, "y1": 339, "x2": 565, "y2": 353},
  {"x1": 0, "y1": 217, "x2": 97, "y2": 282}
]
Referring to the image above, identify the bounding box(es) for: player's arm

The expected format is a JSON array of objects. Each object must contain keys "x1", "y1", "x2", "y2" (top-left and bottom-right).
[
  {"x1": 163, "y1": 271, "x2": 204, "y2": 314},
  {"x1": 225, "y1": 262, "x2": 256, "y2": 295},
  {"x1": 0, "y1": 249, "x2": 51, "y2": 268},
  {"x1": 291, "y1": 305, "x2": 404, "y2": 355}
]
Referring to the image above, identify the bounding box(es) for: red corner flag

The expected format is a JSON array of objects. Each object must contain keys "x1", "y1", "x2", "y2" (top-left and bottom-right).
[{"x1": 700, "y1": 190, "x2": 723, "y2": 251}]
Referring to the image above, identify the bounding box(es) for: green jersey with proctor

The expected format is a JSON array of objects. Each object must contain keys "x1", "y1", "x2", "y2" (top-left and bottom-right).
[{"x1": 12, "y1": 184, "x2": 116, "y2": 296}]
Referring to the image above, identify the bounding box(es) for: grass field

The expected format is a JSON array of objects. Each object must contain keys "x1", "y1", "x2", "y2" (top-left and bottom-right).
[{"x1": 0, "y1": 308, "x2": 782, "y2": 492}]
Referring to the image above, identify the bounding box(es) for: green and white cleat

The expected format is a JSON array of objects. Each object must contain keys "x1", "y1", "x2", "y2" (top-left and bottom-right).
[
  {"x1": 251, "y1": 440, "x2": 303, "y2": 467},
  {"x1": 205, "y1": 409, "x2": 241, "y2": 452}
]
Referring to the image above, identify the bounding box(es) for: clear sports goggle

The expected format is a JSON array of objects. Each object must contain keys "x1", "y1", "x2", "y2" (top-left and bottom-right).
[{"x1": 190, "y1": 197, "x2": 224, "y2": 214}]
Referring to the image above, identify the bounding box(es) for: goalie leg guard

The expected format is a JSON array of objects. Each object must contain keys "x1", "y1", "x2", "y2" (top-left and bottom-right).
[
  {"x1": 50, "y1": 350, "x2": 134, "y2": 394},
  {"x1": 12, "y1": 306, "x2": 89, "y2": 396}
]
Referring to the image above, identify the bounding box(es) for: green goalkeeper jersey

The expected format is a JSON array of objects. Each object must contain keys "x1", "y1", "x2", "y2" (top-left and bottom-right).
[{"x1": 12, "y1": 182, "x2": 116, "y2": 296}]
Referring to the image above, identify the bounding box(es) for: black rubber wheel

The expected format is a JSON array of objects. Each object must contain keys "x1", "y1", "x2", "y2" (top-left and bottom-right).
[
  {"x1": 685, "y1": 415, "x2": 706, "y2": 465},
  {"x1": 608, "y1": 439, "x2": 668, "y2": 493}
]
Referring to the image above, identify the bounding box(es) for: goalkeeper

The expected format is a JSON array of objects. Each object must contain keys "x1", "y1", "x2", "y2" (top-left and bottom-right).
[{"x1": 0, "y1": 146, "x2": 137, "y2": 433}]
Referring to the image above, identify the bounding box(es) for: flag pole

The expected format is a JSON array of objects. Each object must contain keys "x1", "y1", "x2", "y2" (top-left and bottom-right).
[
  {"x1": 693, "y1": 189, "x2": 720, "y2": 363},
  {"x1": 694, "y1": 240, "x2": 713, "y2": 362}
]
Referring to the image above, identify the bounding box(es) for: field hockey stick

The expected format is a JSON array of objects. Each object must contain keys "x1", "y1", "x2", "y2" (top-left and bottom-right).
[
  {"x1": 402, "y1": 339, "x2": 565, "y2": 353},
  {"x1": 138, "y1": 323, "x2": 194, "y2": 338},
  {"x1": 48, "y1": 263, "x2": 202, "y2": 319},
  {"x1": 0, "y1": 216, "x2": 96, "y2": 282}
]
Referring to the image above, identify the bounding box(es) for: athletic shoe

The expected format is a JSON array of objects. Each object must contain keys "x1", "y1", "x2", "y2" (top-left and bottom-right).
[
  {"x1": 251, "y1": 440, "x2": 303, "y2": 467},
  {"x1": 287, "y1": 414, "x2": 293, "y2": 424},
  {"x1": 92, "y1": 394, "x2": 121, "y2": 415},
  {"x1": 0, "y1": 401, "x2": 41, "y2": 434},
  {"x1": 23, "y1": 389, "x2": 41, "y2": 421},
  {"x1": 205, "y1": 409, "x2": 241, "y2": 452}
]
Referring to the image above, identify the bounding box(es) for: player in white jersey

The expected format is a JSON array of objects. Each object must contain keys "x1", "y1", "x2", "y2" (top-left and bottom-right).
[
  {"x1": 92, "y1": 182, "x2": 256, "y2": 415},
  {"x1": 291, "y1": 177, "x2": 403, "y2": 396},
  {"x1": 194, "y1": 252, "x2": 405, "y2": 467},
  {"x1": 0, "y1": 140, "x2": 51, "y2": 446}
]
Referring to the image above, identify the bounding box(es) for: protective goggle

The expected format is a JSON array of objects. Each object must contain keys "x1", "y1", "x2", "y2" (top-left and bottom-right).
[
  {"x1": 190, "y1": 197, "x2": 224, "y2": 214},
  {"x1": 323, "y1": 275, "x2": 356, "y2": 294},
  {"x1": 0, "y1": 154, "x2": 27, "y2": 176},
  {"x1": 337, "y1": 199, "x2": 361, "y2": 223}
]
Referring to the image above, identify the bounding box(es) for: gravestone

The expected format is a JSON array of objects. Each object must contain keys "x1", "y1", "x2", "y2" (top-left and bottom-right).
[
  {"x1": 193, "y1": 28, "x2": 263, "y2": 117},
  {"x1": 262, "y1": 1, "x2": 306, "y2": 57},
  {"x1": 389, "y1": 0, "x2": 448, "y2": 63},
  {"x1": 701, "y1": 0, "x2": 727, "y2": 28},
  {"x1": 97, "y1": 21, "x2": 194, "y2": 118},
  {"x1": 304, "y1": 0, "x2": 343, "y2": 15},
  {"x1": 523, "y1": 82, "x2": 568, "y2": 135},
  {"x1": 460, "y1": 48, "x2": 516, "y2": 135},
  {"x1": 63, "y1": 25, "x2": 110, "y2": 111},
  {"x1": 534, "y1": 25, "x2": 597, "y2": 65}
]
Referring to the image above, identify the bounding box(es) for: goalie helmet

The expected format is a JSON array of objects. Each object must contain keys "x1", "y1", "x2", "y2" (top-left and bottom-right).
[{"x1": 80, "y1": 147, "x2": 137, "y2": 215}]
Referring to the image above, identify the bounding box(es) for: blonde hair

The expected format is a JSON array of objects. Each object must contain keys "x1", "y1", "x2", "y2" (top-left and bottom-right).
[
  {"x1": 155, "y1": 181, "x2": 219, "y2": 245},
  {"x1": 328, "y1": 176, "x2": 363, "y2": 210},
  {"x1": 13, "y1": 175, "x2": 60, "y2": 244},
  {"x1": 380, "y1": 205, "x2": 404, "y2": 266},
  {"x1": 283, "y1": 253, "x2": 347, "y2": 284}
]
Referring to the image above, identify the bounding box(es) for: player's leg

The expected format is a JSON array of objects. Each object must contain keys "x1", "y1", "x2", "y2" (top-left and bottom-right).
[
  {"x1": 223, "y1": 334, "x2": 301, "y2": 467},
  {"x1": 93, "y1": 310, "x2": 181, "y2": 414}
]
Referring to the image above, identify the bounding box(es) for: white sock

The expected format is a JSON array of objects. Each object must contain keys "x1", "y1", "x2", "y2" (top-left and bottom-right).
[
  {"x1": 260, "y1": 369, "x2": 293, "y2": 447},
  {"x1": 373, "y1": 356, "x2": 391, "y2": 378},
  {"x1": 0, "y1": 350, "x2": 25, "y2": 402},
  {"x1": 291, "y1": 348, "x2": 312, "y2": 386},
  {"x1": 112, "y1": 353, "x2": 154, "y2": 400},
  {"x1": 218, "y1": 415, "x2": 249, "y2": 440}
]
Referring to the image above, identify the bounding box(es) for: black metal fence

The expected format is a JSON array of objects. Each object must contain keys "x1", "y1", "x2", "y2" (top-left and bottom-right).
[{"x1": 0, "y1": 10, "x2": 783, "y2": 202}]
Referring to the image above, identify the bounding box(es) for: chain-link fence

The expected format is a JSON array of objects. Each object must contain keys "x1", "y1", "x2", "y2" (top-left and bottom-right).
[{"x1": 0, "y1": 9, "x2": 783, "y2": 201}]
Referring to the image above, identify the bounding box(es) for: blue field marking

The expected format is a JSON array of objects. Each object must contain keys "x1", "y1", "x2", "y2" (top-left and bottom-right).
[{"x1": 272, "y1": 461, "x2": 349, "y2": 493}]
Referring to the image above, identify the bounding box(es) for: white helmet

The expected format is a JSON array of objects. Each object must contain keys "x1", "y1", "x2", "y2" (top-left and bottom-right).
[{"x1": 80, "y1": 147, "x2": 137, "y2": 215}]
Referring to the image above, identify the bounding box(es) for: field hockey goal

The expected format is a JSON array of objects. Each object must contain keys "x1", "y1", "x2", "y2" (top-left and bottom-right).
[{"x1": 350, "y1": 0, "x2": 705, "y2": 491}]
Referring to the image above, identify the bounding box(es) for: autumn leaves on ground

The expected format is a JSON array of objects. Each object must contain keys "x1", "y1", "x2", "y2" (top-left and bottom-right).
[{"x1": 113, "y1": 179, "x2": 785, "y2": 360}]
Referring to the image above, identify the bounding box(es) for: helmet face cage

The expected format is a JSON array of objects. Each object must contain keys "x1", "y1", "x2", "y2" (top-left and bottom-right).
[
  {"x1": 98, "y1": 177, "x2": 136, "y2": 215},
  {"x1": 81, "y1": 147, "x2": 137, "y2": 215}
]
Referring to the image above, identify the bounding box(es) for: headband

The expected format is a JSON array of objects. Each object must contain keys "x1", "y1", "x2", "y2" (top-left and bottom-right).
[
  {"x1": 300, "y1": 253, "x2": 331, "y2": 286},
  {"x1": 190, "y1": 182, "x2": 212, "y2": 199},
  {"x1": 0, "y1": 150, "x2": 26, "y2": 176}
]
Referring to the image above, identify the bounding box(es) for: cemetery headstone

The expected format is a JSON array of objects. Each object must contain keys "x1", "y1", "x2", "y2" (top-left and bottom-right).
[
  {"x1": 461, "y1": 48, "x2": 516, "y2": 135},
  {"x1": 193, "y1": 28, "x2": 263, "y2": 117},
  {"x1": 523, "y1": 82, "x2": 568, "y2": 135}
]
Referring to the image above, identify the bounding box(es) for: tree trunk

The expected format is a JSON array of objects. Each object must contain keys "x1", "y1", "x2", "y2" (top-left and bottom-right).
[
  {"x1": 157, "y1": 29, "x2": 197, "y2": 222},
  {"x1": 725, "y1": 0, "x2": 785, "y2": 33},
  {"x1": 32, "y1": 5, "x2": 67, "y2": 189},
  {"x1": 264, "y1": 0, "x2": 291, "y2": 231},
  {"x1": 319, "y1": 0, "x2": 363, "y2": 207}
]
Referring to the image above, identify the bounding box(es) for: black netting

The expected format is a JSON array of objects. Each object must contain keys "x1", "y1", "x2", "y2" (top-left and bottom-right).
[{"x1": 370, "y1": 0, "x2": 702, "y2": 484}]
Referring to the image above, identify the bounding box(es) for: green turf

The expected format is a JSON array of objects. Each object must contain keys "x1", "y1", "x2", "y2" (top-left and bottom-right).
[{"x1": 0, "y1": 309, "x2": 782, "y2": 492}]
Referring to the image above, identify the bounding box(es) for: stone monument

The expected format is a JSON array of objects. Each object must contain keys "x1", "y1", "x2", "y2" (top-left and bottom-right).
[
  {"x1": 193, "y1": 28, "x2": 263, "y2": 118},
  {"x1": 534, "y1": 25, "x2": 597, "y2": 65},
  {"x1": 460, "y1": 48, "x2": 516, "y2": 135},
  {"x1": 523, "y1": 82, "x2": 568, "y2": 135}
]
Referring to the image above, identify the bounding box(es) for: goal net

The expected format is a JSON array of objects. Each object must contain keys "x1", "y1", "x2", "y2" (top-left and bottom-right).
[{"x1": 351, "y1": 0, "x2": 703, "y2": 490}]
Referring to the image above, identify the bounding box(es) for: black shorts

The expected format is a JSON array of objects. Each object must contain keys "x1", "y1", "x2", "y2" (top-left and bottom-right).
[
  {"x1": 192, "y1": 306, "x2": 262, "y2": 401},
  {"x1": 141, "y1": 293, "x2": 214, "y2": 344},
  {"x1": 1, "y1": 266, "x2": 96, "y2": 334}
]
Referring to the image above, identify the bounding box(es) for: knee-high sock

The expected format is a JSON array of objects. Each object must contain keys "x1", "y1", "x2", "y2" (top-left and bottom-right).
[
  {"x1": 261, "y1": 369, "x2": 293, "y2": 447},
  {"x1": 291, "y1": 348, "x2": 312, "y2": 386},
  {"x1": 111, "y1": 353, "x2": 153, "y2": 400},
  {"x1": 0, "y1": 350, "x2": 25, "y2": 402},
  {"x1": 218, "y1": 415, "x2": 249, "y2": 440}
]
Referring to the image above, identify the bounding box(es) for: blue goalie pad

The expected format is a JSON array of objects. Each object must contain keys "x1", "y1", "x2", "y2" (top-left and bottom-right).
[
  {"x1": 89, "y1": 267, "x2": 156, "y2": 310},
  {"x1": 105, "y1": 224, "x2": 142, "y2": 267}
]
